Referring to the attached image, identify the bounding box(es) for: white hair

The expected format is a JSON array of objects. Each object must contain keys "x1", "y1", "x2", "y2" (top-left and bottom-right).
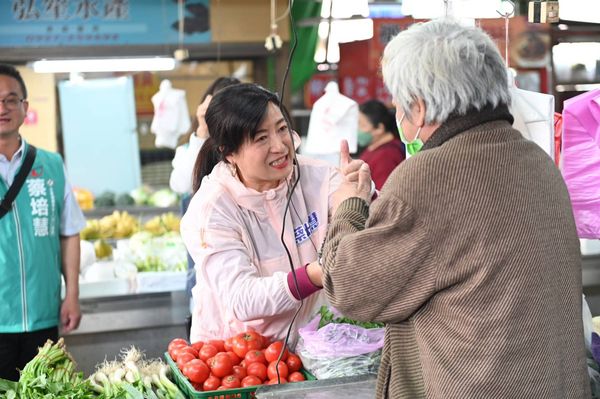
[{"x1": 382, "y1": 18, "x2": 511, "y2": 124}]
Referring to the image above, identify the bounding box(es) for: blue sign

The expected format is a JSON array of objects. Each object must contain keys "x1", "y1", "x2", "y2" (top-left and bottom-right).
[{"x1": 0, "y1": 0, "x2": 210, "y2": 47}]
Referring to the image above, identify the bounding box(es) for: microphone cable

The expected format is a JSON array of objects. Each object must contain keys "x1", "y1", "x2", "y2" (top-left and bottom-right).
[{"x1": 274, "y1": 0, "x2": 308, "y2": 384}]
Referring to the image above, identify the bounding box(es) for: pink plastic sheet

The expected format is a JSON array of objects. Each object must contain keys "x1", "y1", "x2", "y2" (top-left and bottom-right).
[{"x1": 561, "y1": 88, "x2": 600, "y2": 239}]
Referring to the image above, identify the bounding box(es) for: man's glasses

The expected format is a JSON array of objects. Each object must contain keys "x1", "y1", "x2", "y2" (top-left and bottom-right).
[{"x1": 0, "y1": 95, "x2": 26, "y2": 110}]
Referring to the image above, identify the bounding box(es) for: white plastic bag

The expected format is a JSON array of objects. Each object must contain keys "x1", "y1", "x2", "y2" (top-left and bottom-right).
[
  {"x1": 584, "y1": 294, "x2": 593, "y2": 351},
  {"x1": 296, "y1": 310, "x2": 384, "y2": 379}
]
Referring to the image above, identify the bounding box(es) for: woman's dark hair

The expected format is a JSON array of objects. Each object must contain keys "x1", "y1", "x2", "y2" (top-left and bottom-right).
[
  {"x1": 359, "y1": 99, "x2": 399, "y2": 139},
  {"x1": 192, "y1": 83, "x2": 293, "y2": 193},
  {"x1": 188, "y1": 76, "x2": 241, "y2": 136}
]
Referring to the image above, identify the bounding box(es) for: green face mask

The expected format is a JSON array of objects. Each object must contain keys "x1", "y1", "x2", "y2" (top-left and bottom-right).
[
  {"x1": 397, "y1": 113, "x2": 423, "y2": 156},
  {"x1": 357, "y1": 130, "x2": 373, "y2": 147}
]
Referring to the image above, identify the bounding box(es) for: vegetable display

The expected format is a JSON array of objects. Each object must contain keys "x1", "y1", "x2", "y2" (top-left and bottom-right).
[
  {"x1": 166, "y1": 331, "x2": 309, "y2": 394},
  {"x1": 126, "y1": 231, "x2": 187, "y2": 273},
  {"x1": 88, "y1": 346, "x2": 185, "y2": 399},
  {"x1": 0, "y1": 338, "x2": 95, "y2": 398},
  {"x1": 0, "y1": 340, "x2": 185, "y2": 399}
]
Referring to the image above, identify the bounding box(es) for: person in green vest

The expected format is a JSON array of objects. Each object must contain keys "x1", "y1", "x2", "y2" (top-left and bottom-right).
[{"x1": 0, "y1": 64, "x2": 86, "y2": 381}]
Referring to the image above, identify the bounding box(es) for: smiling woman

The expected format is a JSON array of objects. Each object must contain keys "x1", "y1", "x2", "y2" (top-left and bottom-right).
[
  {"x1": 180, "y1": 83, "x2": 346, "y2": 345},
  {"x1": 225, "y1": 102, "x2": 295, "y2": 192}
]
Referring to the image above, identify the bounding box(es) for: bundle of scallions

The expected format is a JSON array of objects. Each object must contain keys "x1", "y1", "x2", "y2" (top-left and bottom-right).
[
  {"x1": 0, "y1": 338, "x2": 95, "y2": 398},
  {"x1": 88, "y1": 346, "x2": 185, "y2": 399}
]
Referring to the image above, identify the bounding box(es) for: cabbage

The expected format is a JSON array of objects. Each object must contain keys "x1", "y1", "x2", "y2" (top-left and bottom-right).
[
  {"x1": 129, "y1": 185, "x2": 153, "y2": 206},
  {"x1": 148, "y1": 189, "x2": 179, "y2": 208},
  {"x1": 121, "y1": 231, "x2": 186, "y2": 272}
]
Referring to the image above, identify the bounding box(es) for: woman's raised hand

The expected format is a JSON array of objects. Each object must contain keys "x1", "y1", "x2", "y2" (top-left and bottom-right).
[{"x1": 331, "y1": 140, "x2": 372, "y2": 216}]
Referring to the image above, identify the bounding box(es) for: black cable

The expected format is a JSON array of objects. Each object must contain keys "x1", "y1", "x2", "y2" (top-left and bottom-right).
[{"x1": 278, "y1": 0, "x2": 297, "y2": 111}]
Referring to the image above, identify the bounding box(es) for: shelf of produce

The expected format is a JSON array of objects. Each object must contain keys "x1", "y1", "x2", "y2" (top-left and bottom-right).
[{"x1": 84, "y1": 205, "x2": 180, "y2": 220}]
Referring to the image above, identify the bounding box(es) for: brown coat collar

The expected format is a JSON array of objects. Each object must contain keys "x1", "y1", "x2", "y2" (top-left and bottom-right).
[{"x1": 422, "y1": 103, "x2": 514, "y2": 151}]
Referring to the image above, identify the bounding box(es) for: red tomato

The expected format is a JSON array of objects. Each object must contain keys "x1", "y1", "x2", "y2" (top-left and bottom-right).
[
  {"x1": 209, "y1": 353, "x2": 234, "y2": 378},
  {"x1": 202, "y1": 375, "x2": 221, "y2": 392},
  {"x1": 191, "y1": 382, "x2": 203, "y2": 391},
  {"x1": 205, "y1": 357, "x2": 216, "y2": 370},
  {"x1": 232, "y1": 331, "x2": 263, "y2": 358},
  {"x1": 244, "y1": 350, "x2": 267, "y2": 365},
  {"x1": 264, "y1": 341, "x2": 289, "y2": 363},
  {"x1": 267, "y1": 377, "x2": 287, "y2": 385},
  {"x1": 170, "y1": 345, "x2": 192, "y2": 362},
  {"x1": 178, "y1": 346, "x2": 198, "y2": 359},
  {"x1": 267, "y1": 360, "x2": 289, "y2": 380},
  {"x1": 224, "y1": 337, "x2": 234, "y2": 352},
  {"x1": 176, "y1": 352, "x2": 196, "y2": 370},
  {"x1": 208, "y1": 339, "x2": 226, "y2": 353},
  {"x1": 168, "y1": 338, "x2": 188, "y2": 353},
  {"x1": 286, "y1": 354, "x2": 302, "y2": 373},
  {"x1": 198, "y1": 344, "x2": 218, "y2": 362},
  {"x1": 288, "y1": 371, "x2": 305, "y2": 382},
  {"x1": 262, "y1": 336, "x2": 272, "y2": 349},
  {"x1": 191, "y1": 341, "x2": 205, "y2": 352},
  {"x1": 182, "y1": 359, "x2": 210, "y2": 384},
  {"x1": 225, "y1": 351, "x2": 241, "y2": 365},
  {"x1": 241, "y1": 375, "x2": 262, "y2": 387},
  {"x1": 168, "y1": 345, "x2": 183, "y2": 362},
  {"x1": 221, "y1": 375, "x2": 241, "y2": 389},
  {"x1": 246, "y1": 362, "x2": 267, "y2": 381},
  {"x1": 232, "y1": 365, "x2": 247, "y2": 380},
  {"x1": 239, "y1": 359, "x2": 246, "y2": 368}
]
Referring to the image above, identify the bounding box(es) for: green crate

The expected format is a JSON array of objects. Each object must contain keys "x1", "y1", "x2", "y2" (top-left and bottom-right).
[{"x1": 164, "y1": 352, "x2": 315, "y2": 399}]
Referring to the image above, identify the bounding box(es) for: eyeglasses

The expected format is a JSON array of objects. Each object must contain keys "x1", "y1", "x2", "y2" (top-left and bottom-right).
[{"x1": 0, "y1": 95, "x2": 26, "y2": 110}]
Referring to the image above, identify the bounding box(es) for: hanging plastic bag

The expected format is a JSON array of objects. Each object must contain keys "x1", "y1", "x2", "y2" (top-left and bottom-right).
[
  {"x1": 296, "y1": 308, "x2": 385, "y2": 379},
  {"x1": 584, "y1": 294, "x2": 594, "y2": 351},
  {"x1": 561, "y1": 88, "x2": 600, "y2": 239}
]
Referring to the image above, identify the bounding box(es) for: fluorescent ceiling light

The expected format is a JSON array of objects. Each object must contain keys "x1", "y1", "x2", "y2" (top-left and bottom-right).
[{"x1": 30, "y1": 57, "x2": 177, "y2": 73}]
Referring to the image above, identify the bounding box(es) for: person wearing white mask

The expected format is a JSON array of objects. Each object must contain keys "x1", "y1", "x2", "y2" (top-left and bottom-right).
[{"x1": 310, "y1": 18, "x2": 589, "y2": 399}]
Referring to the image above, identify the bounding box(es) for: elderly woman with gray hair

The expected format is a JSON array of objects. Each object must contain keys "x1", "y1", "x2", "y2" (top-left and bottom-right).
[{"x1": 311, "y1": 19, "x2": 590, "y2": 398}]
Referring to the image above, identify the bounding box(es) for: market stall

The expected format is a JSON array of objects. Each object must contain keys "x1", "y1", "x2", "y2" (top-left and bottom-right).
[
  {"x1": 1, "y1": 0, "x2": 599, "y2": 398},
  {"x1": 0, "y1": 310, "x2": 385, "y2": 398}
]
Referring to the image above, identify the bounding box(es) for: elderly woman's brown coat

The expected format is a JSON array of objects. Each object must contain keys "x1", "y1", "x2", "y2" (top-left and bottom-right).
[{"x1": 322, "y1": 106, "x2": 590, "y2": 398}]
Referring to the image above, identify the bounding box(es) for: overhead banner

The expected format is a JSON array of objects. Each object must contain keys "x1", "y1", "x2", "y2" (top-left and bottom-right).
[{"x1": 1, "y1": 0, "x2": 210, "y2": 47}]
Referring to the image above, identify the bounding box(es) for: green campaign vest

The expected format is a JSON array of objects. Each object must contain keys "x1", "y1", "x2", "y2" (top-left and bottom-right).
[{"x1": 0, "y1": 141, "x2": 65, "y2": 332}]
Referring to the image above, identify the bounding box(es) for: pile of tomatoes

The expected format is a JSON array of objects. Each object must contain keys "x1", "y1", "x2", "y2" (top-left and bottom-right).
[{"x1": 167, "y1": 330, "x2": 306, "y2": 393}]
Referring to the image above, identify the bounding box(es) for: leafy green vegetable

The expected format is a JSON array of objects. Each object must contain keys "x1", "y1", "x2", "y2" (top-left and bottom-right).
[
  {"x1": 148, "y1": 189, "x2": 179, "y2": 208},
  {"x1": 318, "y1": 305, "x2": 384, "y2": 330},
  {"x1": 0, "y1": 338, "x2": 97, "y2": 398}
]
